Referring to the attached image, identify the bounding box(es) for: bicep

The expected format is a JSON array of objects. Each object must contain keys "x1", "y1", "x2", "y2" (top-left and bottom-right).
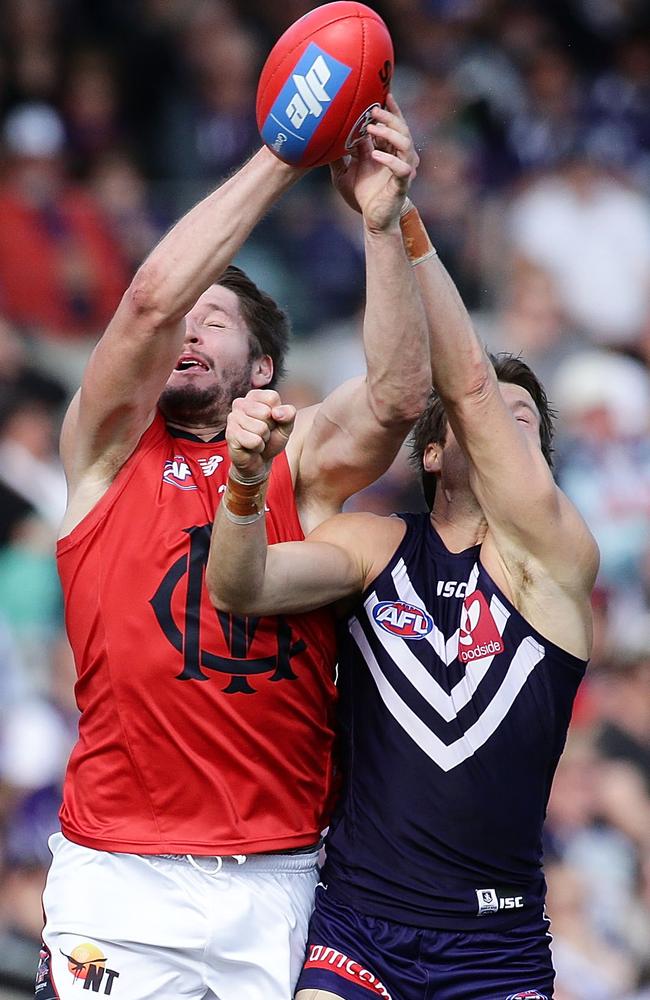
[
  {"x1": 293, "y1": 378, "x2": 414, "y2": 506},
  {"x1": 452, "y1": 388, "x2": 597, "y2": 576},
  {"x1": 253, "y1": 538, "x2": 363, "y2": 616},
  {"x1": 66, "y1": 290, "x2": 184, "y2": 481}
]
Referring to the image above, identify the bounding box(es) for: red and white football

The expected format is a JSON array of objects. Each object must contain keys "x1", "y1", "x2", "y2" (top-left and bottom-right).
[{"x1": 256, "y1": 2, "x2": 394, "y2": 169}]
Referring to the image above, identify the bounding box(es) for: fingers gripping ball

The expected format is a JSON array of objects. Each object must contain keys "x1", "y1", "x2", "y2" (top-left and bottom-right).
[{"x1": 256, "y1": 1, "x2": 394, "y2": 168}]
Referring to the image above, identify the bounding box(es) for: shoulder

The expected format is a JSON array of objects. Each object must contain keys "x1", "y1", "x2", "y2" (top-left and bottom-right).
[
  {"x1": 309, "y1": 512, "x2": 406, "y2": 584},
  {"x1": 308, "y1": 511, "x2": 400, "y2": 542}
]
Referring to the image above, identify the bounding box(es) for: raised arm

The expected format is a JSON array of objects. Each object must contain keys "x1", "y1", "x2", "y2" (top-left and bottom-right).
[
  {"x1": 403, "y1": 202, "x2": 598, "y2": 591},
  {"x1": 60, "y1": 148, "x2": 301, "y2": 519},
  {"x1": 288, "y1": 98, "x2": 431, "y2": 526},
  {"x1": 206, "y1": 390, "x2": 394, "y2": 616}
]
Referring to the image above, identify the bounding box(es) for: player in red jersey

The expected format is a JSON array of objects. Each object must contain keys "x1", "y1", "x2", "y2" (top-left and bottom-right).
[{"x1": 38, "y1": 101, "x2": 432, "y2": 1000}]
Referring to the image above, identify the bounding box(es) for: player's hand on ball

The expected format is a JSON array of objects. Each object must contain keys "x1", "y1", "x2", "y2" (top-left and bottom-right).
[
  {"x1": 330, "y1": 95, "x2": 418, "y2": 231},
  {"x1": 227, "y1": 389, "x2": 296, "y2": 482}
]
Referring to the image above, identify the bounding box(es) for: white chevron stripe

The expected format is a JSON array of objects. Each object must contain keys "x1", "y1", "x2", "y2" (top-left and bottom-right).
[
  {"x1": 390, "y1": 560, "x2": 487, "y2": 666},
  {"x1": 349, "y1": 621, "x2": 544, "y2": 772},
  {"x1": 369, "y1": 559, "x2": 451, "y2": 663},
  {"x1": 360, "y1": 562, "x2": 510, "y2": 720},
  {"x1": 364, "y1": 591, "x2": 495, "y2": 720}
]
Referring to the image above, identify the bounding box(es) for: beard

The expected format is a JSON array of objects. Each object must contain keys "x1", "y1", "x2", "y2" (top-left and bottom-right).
[{"x1": 158, "y1": 364, "x2": 253, "y2": 428}]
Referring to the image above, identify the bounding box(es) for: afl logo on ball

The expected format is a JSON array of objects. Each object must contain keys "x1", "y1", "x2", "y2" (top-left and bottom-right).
[{"x1": 373, "y1": 601, "x2": 433, "y2": 639}]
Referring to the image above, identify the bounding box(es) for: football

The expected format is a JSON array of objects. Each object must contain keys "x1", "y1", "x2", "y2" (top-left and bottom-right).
[{"x1": 256, "y1": 2, "x2": 394, "y2": 169}]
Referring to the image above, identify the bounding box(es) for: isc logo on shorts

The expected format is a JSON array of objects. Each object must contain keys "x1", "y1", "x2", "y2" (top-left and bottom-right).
[
  {"x1": 476, "y1": 888, "x2": 524, "y2": 915},
  {"x1": 372, "y1": 601, "x2": 433, "y2": 640}
]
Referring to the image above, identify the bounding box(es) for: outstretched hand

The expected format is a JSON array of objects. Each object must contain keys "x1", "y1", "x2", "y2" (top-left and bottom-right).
[
  {"x1": 330, "y1": 94, "x2": 419, "y2": 232},
  {"x1": 226, "y1": 389, "x2": 296, "y2": 482}
]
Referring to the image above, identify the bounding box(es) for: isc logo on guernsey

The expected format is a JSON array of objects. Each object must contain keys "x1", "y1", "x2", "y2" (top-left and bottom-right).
[{"x1": 373, "y1": 601, "x2": 433, "y2": 639}]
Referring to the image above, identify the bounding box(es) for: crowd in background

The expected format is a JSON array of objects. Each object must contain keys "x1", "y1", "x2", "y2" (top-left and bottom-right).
[{"x1": 0, "y1": 0, "x2": 649, "y2": 996}]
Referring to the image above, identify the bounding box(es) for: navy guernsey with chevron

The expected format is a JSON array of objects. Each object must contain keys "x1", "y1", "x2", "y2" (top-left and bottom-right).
[{"x1": 323, "y1": 512, "x2": 587, "y2": 931}]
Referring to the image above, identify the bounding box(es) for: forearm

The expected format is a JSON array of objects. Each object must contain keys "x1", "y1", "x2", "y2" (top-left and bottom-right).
[
  {"x1": 132, "y1": 148, "x2": 300, "y2": 322},
  {"x1": 403, "y1": 205, "x2": 492, "y2": 403},
  {"x1": 207, "y1": 473, "x2": 360, "y2": 615},
  {"x1": 361, "y1": 223, "x2": 431, "y2": 424},
  {"x1": 206, "y1": 472, "x2": 271, "y2": 614}
]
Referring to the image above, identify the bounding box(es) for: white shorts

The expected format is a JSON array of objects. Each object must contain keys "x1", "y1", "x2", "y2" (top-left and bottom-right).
[{"x1": 38, "y1": 833, "x2": 319, "y2": 1000}]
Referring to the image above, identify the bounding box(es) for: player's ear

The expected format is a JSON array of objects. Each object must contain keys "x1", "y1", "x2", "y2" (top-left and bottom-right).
[
  {"x1": 423, "y1": 442, "x2": 441, "y2": 474},
  {"x1": 251, "y1": 355, "x2": 273, "y2": 388}
]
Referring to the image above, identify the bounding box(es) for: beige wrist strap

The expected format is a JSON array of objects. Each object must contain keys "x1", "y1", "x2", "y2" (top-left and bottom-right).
[
  {"x1": 400, "y1": 200, "x2": 437, "y2": 266},
  {"x1": 222, "y1": 470, "x2": 269, "y2": 524}
]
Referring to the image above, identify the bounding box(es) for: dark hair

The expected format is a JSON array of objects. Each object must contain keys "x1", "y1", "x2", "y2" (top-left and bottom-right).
[
  {"x1": 409, "y1": 353, "x2": 556, "y2": 510},
  {"x1": 217, "y1": 265, "x2": 290, "y2": 387}
]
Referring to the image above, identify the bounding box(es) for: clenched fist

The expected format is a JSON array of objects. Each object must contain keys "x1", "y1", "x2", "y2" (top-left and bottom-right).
[{"x1": 226, "y1": 389, "x2": 296, "y2": 481}]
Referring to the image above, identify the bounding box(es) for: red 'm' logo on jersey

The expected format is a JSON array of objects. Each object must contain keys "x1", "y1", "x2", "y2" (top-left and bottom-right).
[{"x1": 458, "y1": 591, "x2": 504, "y2": 663}]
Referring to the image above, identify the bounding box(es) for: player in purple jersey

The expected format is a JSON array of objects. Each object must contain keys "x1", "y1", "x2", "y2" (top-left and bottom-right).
[{"x1": 207, "y1": 220, "x2": 599, "y2": 997}]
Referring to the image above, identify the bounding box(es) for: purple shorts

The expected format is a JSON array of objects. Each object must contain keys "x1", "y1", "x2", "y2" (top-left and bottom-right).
[{"x1": 296, "y1": 886, "x2": 554, "y2": 1000}]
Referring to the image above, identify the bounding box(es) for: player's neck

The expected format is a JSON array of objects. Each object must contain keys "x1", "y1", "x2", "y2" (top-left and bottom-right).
[
  {"x1": 429, "y1": 489, "x2": 488, "y2": 552},
  {"x1": 166, "y1": 419, "x2": 226, "y2": 441}
]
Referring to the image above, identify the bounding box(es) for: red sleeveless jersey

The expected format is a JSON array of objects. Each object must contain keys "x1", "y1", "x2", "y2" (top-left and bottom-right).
[{"x1": 57, "y1": 412, "x2": 338, "y2": 855}]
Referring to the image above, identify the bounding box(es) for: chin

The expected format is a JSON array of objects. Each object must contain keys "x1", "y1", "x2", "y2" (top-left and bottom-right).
[{"x1": 158, "y1": 383, "x2": 223, "y2": 425}]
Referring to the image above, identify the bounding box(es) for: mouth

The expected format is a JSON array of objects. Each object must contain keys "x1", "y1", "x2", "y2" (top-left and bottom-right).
[{"x1": 173, "y1": 354, "x2": 211, "y2": 373}]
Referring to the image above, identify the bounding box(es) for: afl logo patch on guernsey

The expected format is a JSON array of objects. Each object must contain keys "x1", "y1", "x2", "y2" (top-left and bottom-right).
[
  {"x1": 506, "y1": 993, "x2": 548, "y2": 1000},
  {"x1": 162, "y1": 456, "x2": 197, "y2": 490},
  {"x1": 373, "y1": 601, "x2": 433, "y2": 640}
]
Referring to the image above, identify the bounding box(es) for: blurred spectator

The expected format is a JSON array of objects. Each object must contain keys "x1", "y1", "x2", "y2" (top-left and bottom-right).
[
  {"x1": 592, "y1": 656, "x2": 650, "y2": 794},
  {"x1": 509, "y1": 155, "x2": 650, "y2": 348},
  {"x1": 2, "y1": 0, "x2": 61, "y2": 107},
  {"x1": 287, "y1": 297, "x2": 369, "y2": 398},
  {"x1": 554, "y1": 350, "x2": 650, "y2": 595},
  {"x1": 278, "y1": 186, "x2": 367, "y2": 329},
  {"x1": 0, "y1": 102, "x2": 128, "y2": 340},
  {"x1": 546, "y1": 860, "x2": 637, "y2": 998},
  {"x1": 0, "y1": 388, "x2": 66, "y2": 530},
  {"x1": 587, "y1": 32, "x2": 650, "y2": 182},
  {"x1": 545, "y1": 733, "x2": 650, "y2": 994},
  {"x1": 90, "y1": 151, "x2": 162, "y2": 272},
  {"x1": 476, "y1": 260, "x2": 587, "y2": 389},
  {"x1": 0, "y1": 632, "x2": 78, "y2": 978},
  {"x1": 155, "y1": 5, "x2": 261, "y2": 203},
  {"x1": 0, "y1": 631, "x2": 77, "y2": 802},
  {"x1": 61, "y1": 48, "x2": 125, "y2": 172},
  {"x1": 0, "y1": 314, "x2": 67, "y2": 410},
  {"x1": 0, "y1": 380, "x2": 65, "y2": 691},
  {"x1": 505, "y1": 44, "x2": 586, "y2": 175},
  {"x1": 0, "y1": 617, "x2": 28, "y2": 714},
  {"x1": 412, "y1": 136, "x2": 483, "y2": 308}
]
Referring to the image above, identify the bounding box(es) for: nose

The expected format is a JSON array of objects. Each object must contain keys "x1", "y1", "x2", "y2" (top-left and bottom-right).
[{"x1": 183, "y1": 316, "x2": 202, "y2": 346}]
